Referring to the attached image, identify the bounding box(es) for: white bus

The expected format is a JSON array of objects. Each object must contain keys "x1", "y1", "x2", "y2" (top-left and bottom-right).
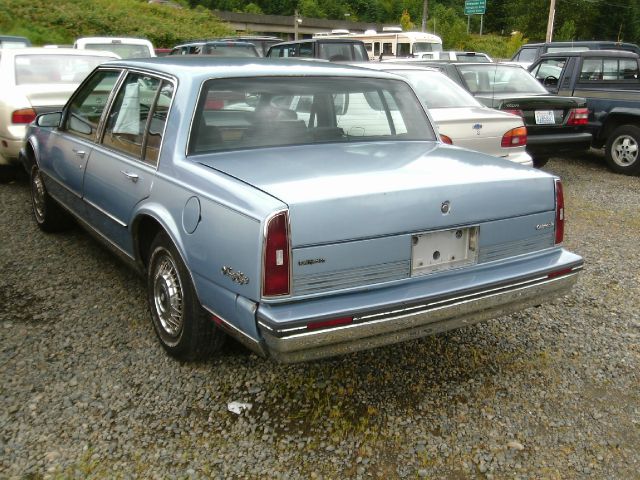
[{"x1": 313, "y1": 28, "x2": 443, "y2": 60}]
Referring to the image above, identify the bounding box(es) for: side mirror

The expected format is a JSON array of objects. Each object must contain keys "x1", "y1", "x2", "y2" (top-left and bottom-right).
[{"x1": 36, "y1": 112, "x2": 62, "y2": 128}]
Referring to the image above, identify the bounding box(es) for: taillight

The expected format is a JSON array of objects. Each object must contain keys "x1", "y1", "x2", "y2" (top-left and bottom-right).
[
  {"x1": 12, "y1": 108, "x2": 37, "y2": 124},
  {"x1": 566, "y1": 107, "x2": 589, "y2": 126},
  {"x1": 503, "y1": 108, "x2": 524, "y2": 118},
  {"x1": 501, "y1": 126, "x2": 527, "y2": 148},
  {"x1": 555, "y1": 179, "x2": 564, "y2": 244},
  {"x1": 440, "y1": 134, "x2": 453, "y2": 144},
  {"x1": 263, "y1": 211, "x2": 290, "y2": 297}
]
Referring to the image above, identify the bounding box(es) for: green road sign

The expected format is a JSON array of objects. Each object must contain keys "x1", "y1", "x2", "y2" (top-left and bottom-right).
[{"x1": 464, "y1": 0, "x2": 486, "y2": 15}]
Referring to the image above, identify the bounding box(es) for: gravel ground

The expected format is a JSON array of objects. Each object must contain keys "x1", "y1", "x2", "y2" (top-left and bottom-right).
[{"x1": 1, "y1": 151, "x2": 639, "y2": 479}]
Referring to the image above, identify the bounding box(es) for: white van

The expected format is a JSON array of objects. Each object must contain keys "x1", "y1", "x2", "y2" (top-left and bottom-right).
[{"x1": 74, "y1": 37, "x2": 155, "y2": 59}]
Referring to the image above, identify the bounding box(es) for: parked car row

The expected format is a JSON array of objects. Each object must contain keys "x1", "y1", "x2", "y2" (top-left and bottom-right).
[
  {"x1": 0, "y1": 48, "x2": 119, "y2": 169},
  {"x1": 18, "y1": 57, "x2": 583, "y2": 363}
]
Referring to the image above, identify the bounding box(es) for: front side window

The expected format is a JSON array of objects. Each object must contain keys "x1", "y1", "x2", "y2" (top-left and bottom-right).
[
  {"x1": 188, "y1": 76, "x2": 434, "y2": 155},
  {"x1": 65, "y1": 69, "x2": 122, "y2": 140},
  {"x1": 515, "y1": 47, "x2": 538, "y2": 63},
  {"x1": 298, "y1": 43, "x2": 313, "y2": 57},
  {"x1": 102, "y1": 73, "x2": 162, "y2": 160},
  {"x1": 531, "y1": 58, "x2": 566, "y2": 80}
]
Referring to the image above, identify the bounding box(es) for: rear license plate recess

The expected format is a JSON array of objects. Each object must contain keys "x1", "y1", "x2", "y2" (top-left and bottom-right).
[
  {"x1": 534, "y1": 110, "x2": 555, "y2": 125},
  {"x1": 411, "y1": 226, "x2": 479, "y2": 276}
]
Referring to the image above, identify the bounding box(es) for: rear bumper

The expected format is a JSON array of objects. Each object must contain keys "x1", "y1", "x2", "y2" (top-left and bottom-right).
[
  {"x1": 526, "y1": 132, "x2": 592, "y2": 157},
  {"x1": 257, "y1": 249, "x2": 583, "y2": 363},
  {"x1": 502, "y1": 150, "x2": 533, "y2": 167}
]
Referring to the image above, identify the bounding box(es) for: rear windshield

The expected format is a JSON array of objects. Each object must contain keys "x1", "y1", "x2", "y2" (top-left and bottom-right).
[
  {"x1": 14, "y1": 54, "x2": 114, "y2": 85},
  {"x1": 318, "y1": 42, "x2": 368, "y2": 61},
  {"x1": 84, "y1": 43, "x2": 151, "y2": 59},
  {"x1": 457, "y1": 65, "x2": 548, "y2": 94},
  {"x1": 455, "y1": 54, "x2": 491, "y2": 63},
  {"x1": 204, "y1": 44, "x2": 259, "y2": 57},
  {"x1": 391, "y1": 70, "x2": 482, "y2": 108},
  {"x1": 189, "y1": 76, "x2": 434, "y2": 155}
]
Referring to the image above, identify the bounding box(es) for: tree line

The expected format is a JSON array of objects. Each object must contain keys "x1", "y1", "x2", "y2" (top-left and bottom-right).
[{"x1": 192, "y1": 0, "x2": 640, "y2": 47}]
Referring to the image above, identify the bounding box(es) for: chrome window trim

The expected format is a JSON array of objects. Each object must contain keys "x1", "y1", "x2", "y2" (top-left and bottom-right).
[
  {"x1": 83, "y1": 197, "x2": 128, "y2": 228},
  {"x1": 201, "y1": 305, "x2": 267, "y2": 357}
]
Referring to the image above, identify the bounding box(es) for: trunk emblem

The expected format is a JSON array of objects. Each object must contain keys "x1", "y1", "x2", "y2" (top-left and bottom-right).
[
  {"x1": 441, "y1": 201, "x2": 451, "y2": 214},
  {"x1": 472, "y1": 123, "x2": 483, "y2": 135}
]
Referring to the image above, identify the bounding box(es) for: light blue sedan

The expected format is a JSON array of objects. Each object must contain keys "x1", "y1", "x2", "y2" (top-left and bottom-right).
[{"x1": 21, "y1": 58, "x2": 583, "y2": 362}]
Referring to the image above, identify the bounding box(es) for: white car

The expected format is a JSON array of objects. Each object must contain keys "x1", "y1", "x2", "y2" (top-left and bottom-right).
[
  {"x1": 355, "y1": 63, "x2": 532, "y2": 166},
  {"x1": 0, "y1": 48, "x2": 118, "y2": 169},
  {"x1": 74, "y1": 37, "x2": 155, "y2": 59}
]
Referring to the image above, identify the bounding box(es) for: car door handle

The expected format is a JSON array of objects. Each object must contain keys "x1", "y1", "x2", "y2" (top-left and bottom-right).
[
  {"x1": 72, "y1": 149, "x2": 86, "y2": 158},
  {"x1": 121, "y1": 170, "x2": 139, "y2": 183}
]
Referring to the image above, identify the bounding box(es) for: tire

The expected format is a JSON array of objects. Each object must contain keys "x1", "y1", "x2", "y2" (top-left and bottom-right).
[
  {"x1": 532, "y1": 157, "x2": 549, "y2": 168},
  {"x1": 605, "y1": 124, "x2": 640, "y2": 175},
  {"x1": 30, "y1": 164, "x2": 72, "y2": 232},
  {"x1": 146, "y1": 231, "x2": 224, "y2": 360}
]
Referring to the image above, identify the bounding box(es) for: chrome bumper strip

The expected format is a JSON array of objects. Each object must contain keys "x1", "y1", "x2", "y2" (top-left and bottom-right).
[{"x1": 258, "y1": 269, "x2": 580, "y2": 363}]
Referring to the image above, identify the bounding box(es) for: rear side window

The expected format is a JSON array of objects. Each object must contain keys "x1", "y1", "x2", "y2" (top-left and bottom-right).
[
  {"x1": 102, "y1": 73, "x2": 161, "y2": 161},
  {"x1": 579, "y1": 57, "x2": 639, "y2": 82},
  {"x1": 188, "y1": 76, "x2": 434, "y2": 154},
  {"x1": 515, "y1": 47, "x2": 537, "y2": 62}
]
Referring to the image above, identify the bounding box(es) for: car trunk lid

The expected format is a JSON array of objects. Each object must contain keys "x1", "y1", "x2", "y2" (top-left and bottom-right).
[{"x1": 196, "y1": 141, "x2": 554, "y2": 247}]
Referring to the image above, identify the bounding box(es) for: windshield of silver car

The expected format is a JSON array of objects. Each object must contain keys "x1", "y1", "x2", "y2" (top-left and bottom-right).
[
  {"x1": 14, "y1": 55, "x2": 116, "y2": 85},
  {"x1": 391, "y1": 70, "x2": 483, "y2": 109},
  {"x1": 189, "y1": 76, "x2": 435, "y2": 154}
]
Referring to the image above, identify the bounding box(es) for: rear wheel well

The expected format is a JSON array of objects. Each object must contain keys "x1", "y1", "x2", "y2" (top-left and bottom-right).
[
  {"x1": 135, "y1": 216, "x2": 164, "y2": 268},
  {"x1": 600, "y1": 114, "x2": 640, "y2": 147}
]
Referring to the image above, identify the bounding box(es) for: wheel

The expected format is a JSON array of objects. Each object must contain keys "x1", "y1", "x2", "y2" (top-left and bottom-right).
[
  {"x1": 532, "y1": 157, "x2": 549, "y2": 168},
  {"x1": 605, "y1": 125, "x2": 640, "y2": 175},
  {"x1": 30, "y1": 164, "x2": 72, "y2": 232},
  {"x1": 147, "y1": 231, "x2": 224, "y2": 360}
]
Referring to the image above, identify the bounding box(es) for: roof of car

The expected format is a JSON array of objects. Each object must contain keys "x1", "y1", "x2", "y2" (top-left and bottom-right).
[
  {"x1": 538, "y1": 49, "x2": 639, "y2": 58},
  {"x1": 174, "y1": 40, "x2": 257, "y2": 48},
  {"x1": 353, "y1": 62, "x2": 438, "y2": 72},
  {"x1": 272, "y1": 38, "x2": 366, "y2": 45},
  {"x1": 0, "y1": 47, "x2": 119, "y2": 58},
  {"x1": 522, "y1": 41, "x2": 639, "y2": 48},
  {"x1": 100, "y1": 56, "x2": 405, "y2": 81}
]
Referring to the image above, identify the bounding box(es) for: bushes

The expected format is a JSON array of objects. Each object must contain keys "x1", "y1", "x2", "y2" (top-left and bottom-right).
[{"x1": 0, "y1": 0, "x2": 233, "y2": 47}]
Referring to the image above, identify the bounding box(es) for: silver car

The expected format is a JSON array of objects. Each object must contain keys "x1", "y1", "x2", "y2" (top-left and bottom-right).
[{"x1": 22, "y1": 58, "x2": 582, "y2": 362}]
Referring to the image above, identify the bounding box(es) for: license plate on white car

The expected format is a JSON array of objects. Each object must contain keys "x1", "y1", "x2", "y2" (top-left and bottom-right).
[
  {"x1": 535, "y1": 110, "x2": 555, "y2": 125},
  {"x1": 411, "y1": 226, "x2": 479, "y2": 276}
]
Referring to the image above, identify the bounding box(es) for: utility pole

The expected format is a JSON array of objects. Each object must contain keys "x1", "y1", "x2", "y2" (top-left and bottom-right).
[
  {"x1": 421, "y1": 0, "x2": 428, "y2": 32},
  {"x1": 294, "y1": 9, "x2": 299, "y2": 40},
  {"x1": 546, "y1": 0, "x2": 556, "y2": 42}
]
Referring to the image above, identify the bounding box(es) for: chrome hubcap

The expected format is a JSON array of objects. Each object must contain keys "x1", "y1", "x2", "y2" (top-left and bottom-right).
[
  {"x1": 153, "y1": 253, "x2": 184, "y2": 337},
  {"x1": 32, "y1": 169, "x2": 46, "y2": 222},
  {"x1": 612, "y1": 135, "x2": 638, "y2": 167}
]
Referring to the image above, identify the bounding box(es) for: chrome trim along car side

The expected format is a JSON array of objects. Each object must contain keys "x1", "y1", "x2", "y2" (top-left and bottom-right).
[
  {"x1": 259, "y1": 268, "x2": 581, "y2": 362},
  {"x1": 83, "y1": 197, "x2": 128, "y2": 227},
  {"x1": 201, "y1": 305, "x2": 267, "y2": 356}
]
